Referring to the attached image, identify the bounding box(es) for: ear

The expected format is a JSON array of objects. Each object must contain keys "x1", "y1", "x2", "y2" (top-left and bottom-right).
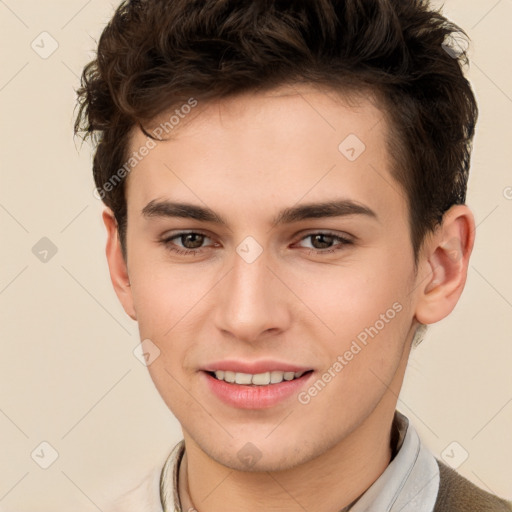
[
  {"x1": 102, "y1": 208, "x2": 137, "y2": 321},
  {"x1": 414, "y1": 204, "x2": 475, "y2": 325}
]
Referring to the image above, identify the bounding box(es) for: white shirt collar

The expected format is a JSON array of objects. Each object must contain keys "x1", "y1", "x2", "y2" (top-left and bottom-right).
[{"x1": 349, "y1": 411, "x2": 439, "y2": 512}]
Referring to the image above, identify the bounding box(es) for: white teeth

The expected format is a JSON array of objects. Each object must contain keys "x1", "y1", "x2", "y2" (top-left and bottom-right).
[
  {"x1": 212, "y1": 370, "x2": 308, "y2": 385},
  {"x1": 251, "y1": 372, "x2": 271, "y2": 385},
  {"x1": 235, "y1": 372, "x2": 253, "y2": 385},
  {"x1": 224, "y1": 370, "x2": 236, "y2": 383},
  {"x1": 270, "y1": 371, "x2": 284, "y2": 383}
]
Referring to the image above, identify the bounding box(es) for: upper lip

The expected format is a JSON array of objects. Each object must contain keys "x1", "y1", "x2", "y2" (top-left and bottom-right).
[{"x1": 202, "y1": 360, "x2": 312, "y2": 374}]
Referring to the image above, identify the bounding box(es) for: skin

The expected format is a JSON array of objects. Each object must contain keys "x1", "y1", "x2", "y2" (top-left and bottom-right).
[{"x1": 103, "y1": 84, "x2": 475, "y2": 512}]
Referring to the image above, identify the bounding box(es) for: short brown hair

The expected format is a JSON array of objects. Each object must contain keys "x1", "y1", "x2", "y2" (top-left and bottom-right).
[{"x1": 75, "y1": 0, "x2": 478, "y2": 262}]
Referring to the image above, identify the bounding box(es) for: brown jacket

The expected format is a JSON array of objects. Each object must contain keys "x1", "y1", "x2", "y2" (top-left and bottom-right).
[{"x1": 434, "y1": 460, "x2": 512, "y2": 512}]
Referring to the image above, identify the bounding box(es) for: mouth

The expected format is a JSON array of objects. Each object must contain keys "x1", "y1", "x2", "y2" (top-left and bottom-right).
[
  {"x1": 206, "y1": 369, "x2": 313, "y2": 386},
  {"x1": 201, "y1": 365, "x2": 314, "y2": 409}
]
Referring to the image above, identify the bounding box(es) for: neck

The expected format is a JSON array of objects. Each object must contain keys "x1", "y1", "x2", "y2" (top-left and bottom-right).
[{"x1": 178, "y1": 401, "x2": 396, "y2": 512}]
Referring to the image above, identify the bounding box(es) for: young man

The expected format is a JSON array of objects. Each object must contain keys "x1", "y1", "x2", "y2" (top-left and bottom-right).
[{"x1": 75, "y1": 0, "x2": 511, "y2": 510}]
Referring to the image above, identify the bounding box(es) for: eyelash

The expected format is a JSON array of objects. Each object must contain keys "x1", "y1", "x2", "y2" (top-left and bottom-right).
[{"x1": 159, "y1": 231, "x2": 353, "y2": 256}]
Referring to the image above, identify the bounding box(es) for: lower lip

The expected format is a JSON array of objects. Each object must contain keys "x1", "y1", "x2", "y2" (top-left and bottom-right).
[{"x1": 202, "y1": 371, "x2": 313, "y2": 409}]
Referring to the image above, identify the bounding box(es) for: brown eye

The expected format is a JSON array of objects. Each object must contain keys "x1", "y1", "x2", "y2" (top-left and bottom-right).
[
  {"x1": 310, "y1": 234, "x2": 336, "y2": 249},
  {"x1": 179, "y1": 233, "x2": 206, "y2": 249},
  {"x1": 160, "y1": 231, "x2": 214, "y2": 254},
  {"x1": 295, "y1": 232, "x2": 353, "y2": 254}
]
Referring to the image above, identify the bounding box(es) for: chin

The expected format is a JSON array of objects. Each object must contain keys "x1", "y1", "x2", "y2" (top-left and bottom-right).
[{"x1": 190, "y1": 423, "x2": 341, "y2": 473}]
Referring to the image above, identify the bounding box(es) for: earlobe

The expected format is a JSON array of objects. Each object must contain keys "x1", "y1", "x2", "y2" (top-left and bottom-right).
[
  {"x1": 415, "y1": 205, "x2": 475, "y2": 325},
  {"x1": 102, "y1": 208, "x2": 137, "y2": 321}
]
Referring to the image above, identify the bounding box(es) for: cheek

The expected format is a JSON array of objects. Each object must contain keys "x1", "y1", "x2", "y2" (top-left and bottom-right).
[
  {"x1": 289, "y1": 244, "x2": 414, "y2": 400},
  {"x1": 128, "y1": 258, "x2": 218, "y2": 374},
  {"x1": 292, "y1": 249, "x2": 411, "y2": 336},
  {"x1": 128, "y1": 250, "x2": 203, "y2": 330},
  {"x1": 294, "y1": 268, "x2": 412, "y2": 422}
]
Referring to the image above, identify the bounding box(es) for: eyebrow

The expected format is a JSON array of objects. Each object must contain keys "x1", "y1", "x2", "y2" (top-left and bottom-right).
[{"x1": 141, "y1": 198, "x2": 378, "y2": 227}]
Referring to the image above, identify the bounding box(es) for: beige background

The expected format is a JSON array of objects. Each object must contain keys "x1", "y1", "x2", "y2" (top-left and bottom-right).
[{"x1": 0, "y1": 0, "x2": 511, "y2": 510}]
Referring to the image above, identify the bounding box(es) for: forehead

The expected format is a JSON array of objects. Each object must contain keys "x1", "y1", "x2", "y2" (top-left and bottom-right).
[{"x1": 124, "y1": 84, "x2": 405, "y2": 226}]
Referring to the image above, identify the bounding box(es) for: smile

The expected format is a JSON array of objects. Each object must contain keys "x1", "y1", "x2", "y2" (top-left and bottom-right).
[
  {"x1": 202, "y1": 369, "x2": 314, "y2": 409},
  {"x1": 209, "y1": 370, "x2": 310, "y2": 385}
]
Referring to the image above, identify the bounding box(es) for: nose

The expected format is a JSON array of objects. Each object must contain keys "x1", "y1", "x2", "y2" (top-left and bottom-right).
[{"x1": 213, "y1": 246, "x2": 291, "y2": 344}]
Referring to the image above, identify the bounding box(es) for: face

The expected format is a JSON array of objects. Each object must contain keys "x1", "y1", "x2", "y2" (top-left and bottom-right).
[{"x1": 120, "y1": 85, "x2": 423, "y2": 471}]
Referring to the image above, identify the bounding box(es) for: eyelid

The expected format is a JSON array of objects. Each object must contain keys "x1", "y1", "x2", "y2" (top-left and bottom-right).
[
  {"x1": 160, "y1": 229, "x2": 213, "y2": 240},
  {"x1": 159, "y1": 230, "x2": 216, "y2": 248},
  {"x1": 294, "y1": 229, "x2": 355, "y2": 244}
]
